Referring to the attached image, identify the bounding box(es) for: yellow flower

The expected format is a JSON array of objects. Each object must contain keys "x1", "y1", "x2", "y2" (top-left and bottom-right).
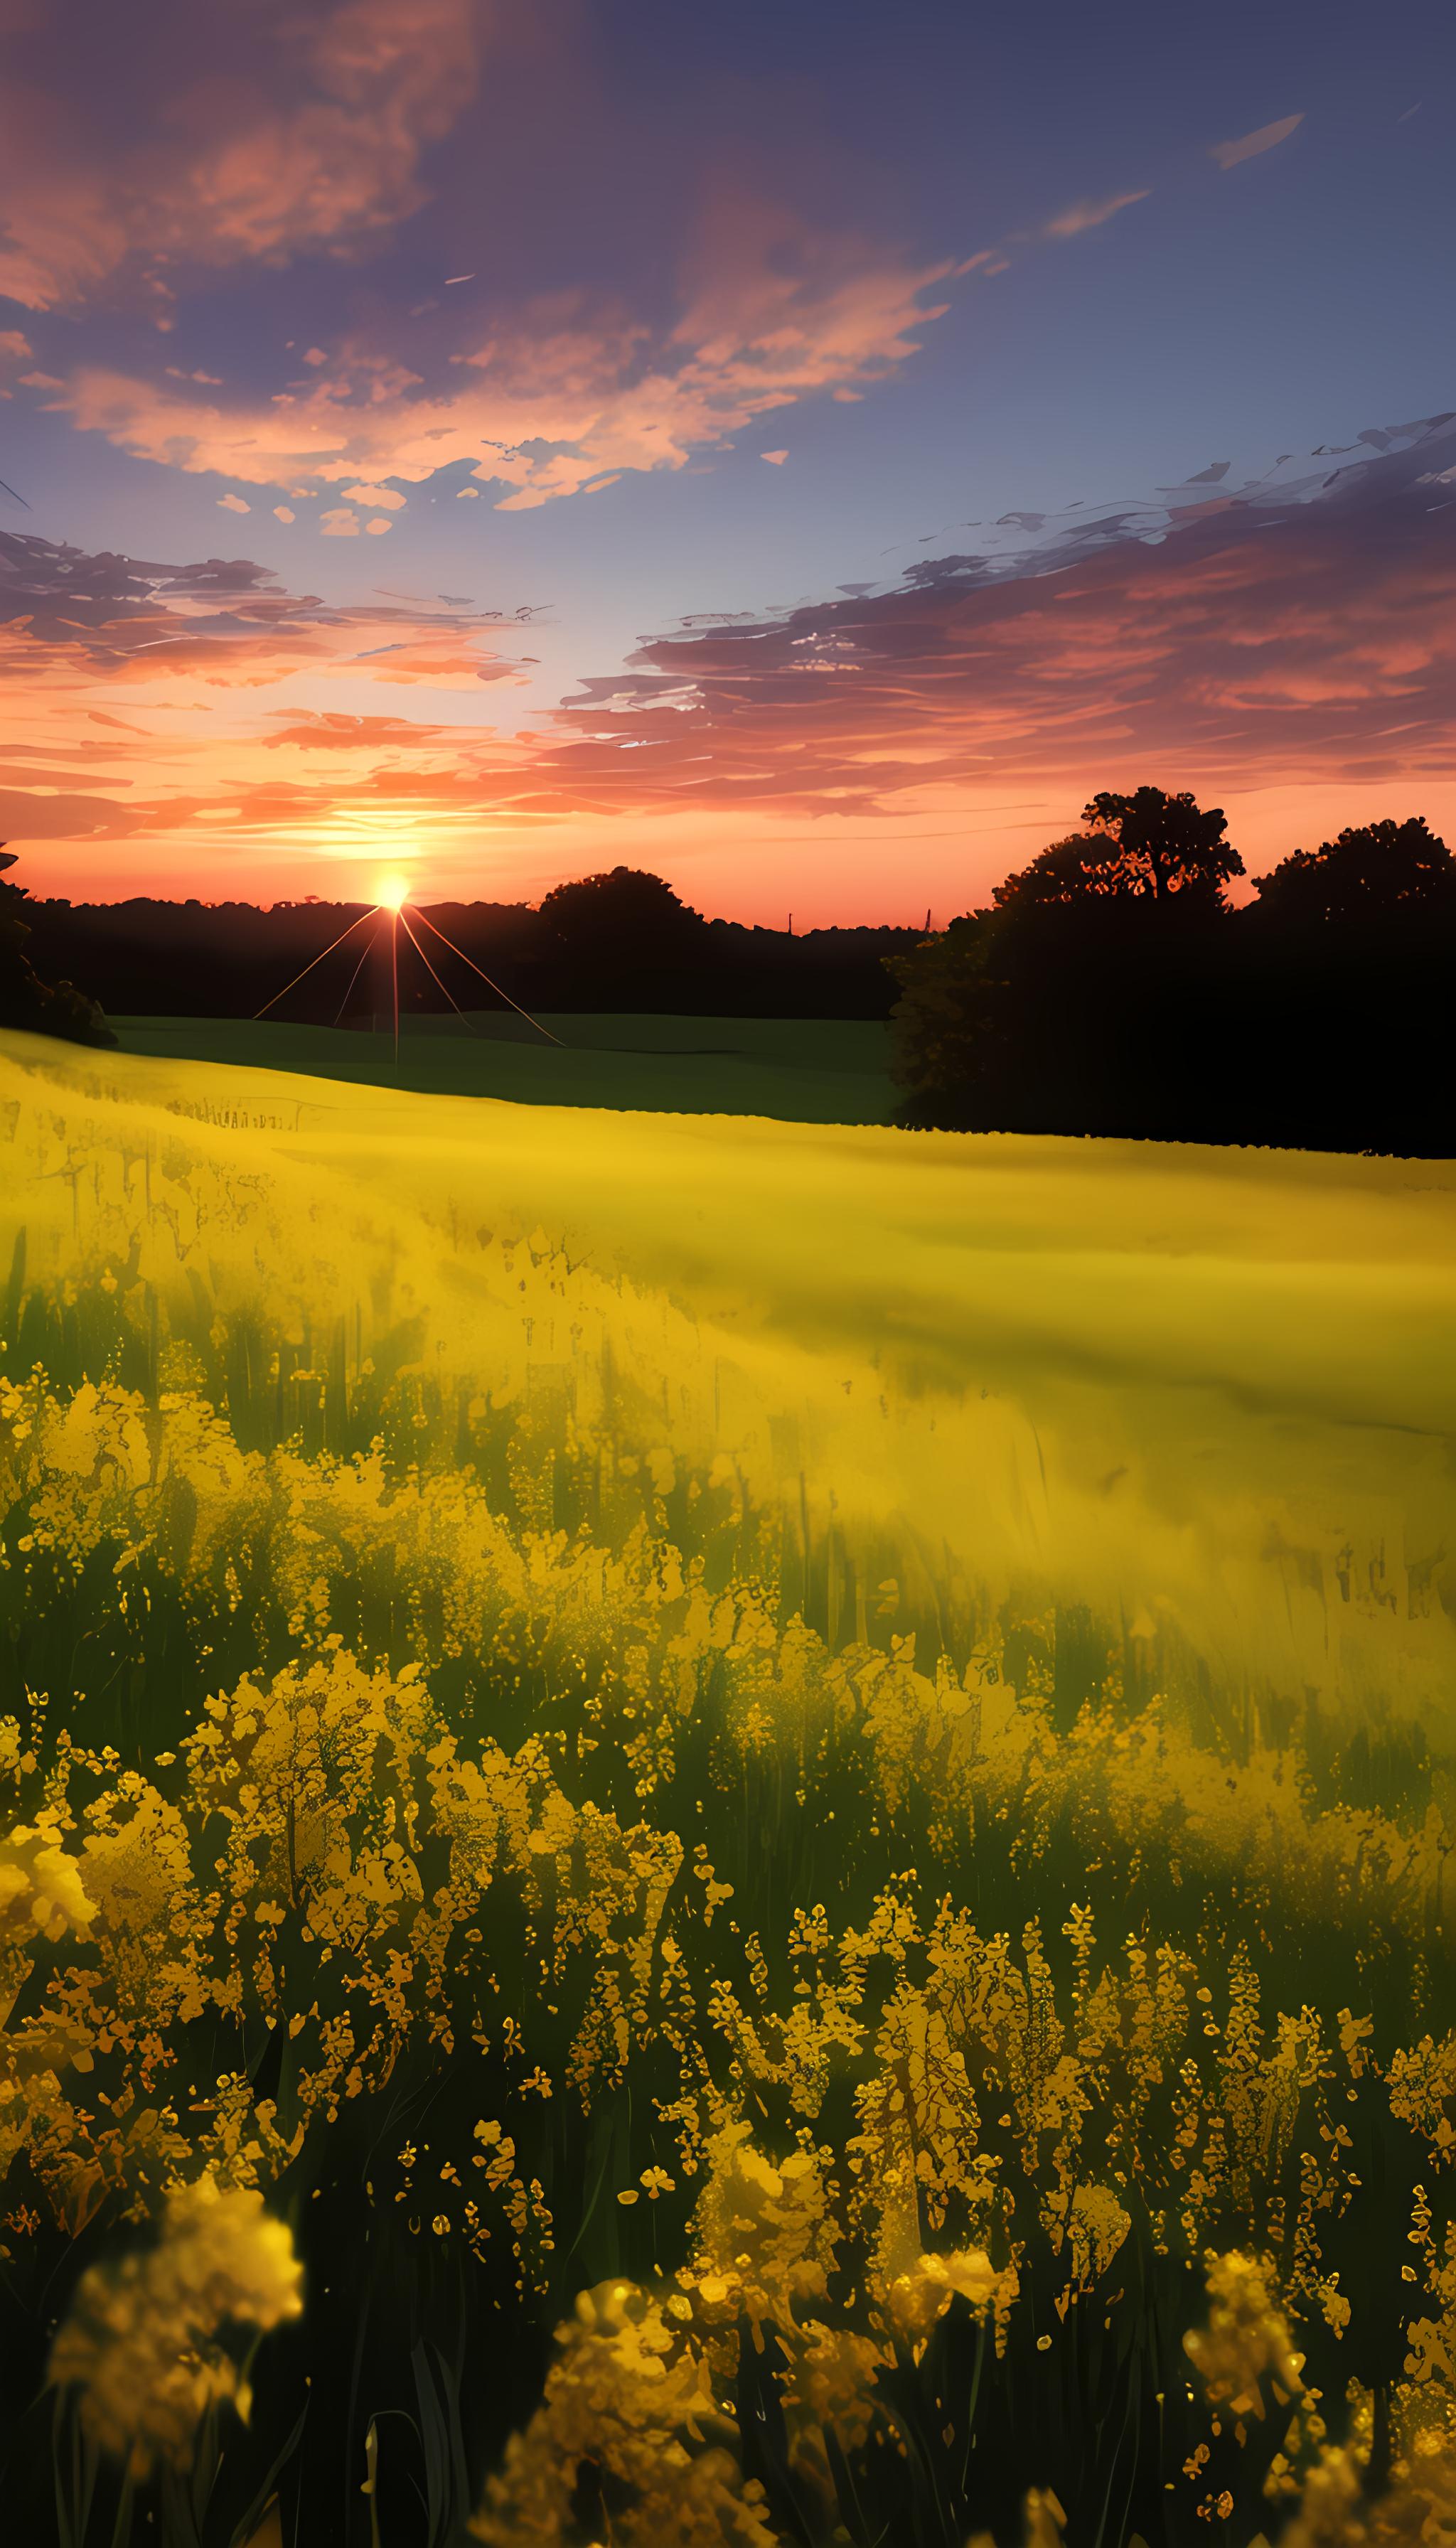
[{"x1": 47, "y1": 2174, "x2": 303, "y2": 2477}]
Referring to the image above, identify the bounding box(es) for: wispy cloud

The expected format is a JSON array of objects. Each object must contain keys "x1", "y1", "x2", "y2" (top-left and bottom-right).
[
  {"x1": 1209, "y1": 114, "x2": 1304, "y2": 172},
  {"x1": 1041, "y1": 188, "x2": 1151, "y2": 239}
]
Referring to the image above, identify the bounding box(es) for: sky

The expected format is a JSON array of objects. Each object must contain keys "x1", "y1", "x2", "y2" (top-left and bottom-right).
[{"x1": 0, "y1": 0, "x2": 1453, "y2": 922}]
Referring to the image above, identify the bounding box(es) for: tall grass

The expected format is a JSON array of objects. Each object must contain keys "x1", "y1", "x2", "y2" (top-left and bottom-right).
[{"x1": 1, "y1": 1027, "x2": 1455, "y2": 2547}]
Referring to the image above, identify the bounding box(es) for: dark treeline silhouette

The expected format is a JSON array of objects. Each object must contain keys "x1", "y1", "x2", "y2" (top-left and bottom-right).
[
  {"x1": 0, "y1": 849, "x2": 114, "y2": 1047},
  {"x1": 5, "y1": 825, "x2": 1452, "y2": 1155},
  {"x1": 12, "y1": 862, "x2": 919, "y2": 1026},
  {"x1": 889, "y1": 793, "x2": 1455, "y2": 1155}
]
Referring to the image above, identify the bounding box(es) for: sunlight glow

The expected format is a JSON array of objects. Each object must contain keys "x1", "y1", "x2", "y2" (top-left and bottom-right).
[{"x1": 375, "y1": 874, "x2": 410, "y2": 911}]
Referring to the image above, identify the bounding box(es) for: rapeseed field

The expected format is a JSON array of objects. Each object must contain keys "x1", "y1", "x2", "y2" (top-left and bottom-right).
[{"x1": 1, "y1": 1024, "x2": 1455, "y2": 2548}]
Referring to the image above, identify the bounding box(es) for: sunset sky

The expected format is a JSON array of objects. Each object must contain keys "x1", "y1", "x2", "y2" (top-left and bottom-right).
[{"x1": 1, "y1": 0, "x2": 1453, "y2": 921}]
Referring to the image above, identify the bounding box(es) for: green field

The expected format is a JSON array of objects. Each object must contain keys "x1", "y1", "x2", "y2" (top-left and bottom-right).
[
  {"x1": 110, "y1": 1011, "x2": 899, "y2": 1123},
  {"x1": 2, "y1": 1023, "x2": 1455, "y2": 2548}
]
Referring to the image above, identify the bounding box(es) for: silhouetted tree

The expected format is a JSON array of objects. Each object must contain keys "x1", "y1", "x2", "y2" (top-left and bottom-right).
[
  {"x1": 1253, "y1": 816, "x2": 1454, "y2": 925},
  {"x1": 988, "y1": 833, "x2": 1129, "y2": 907},
  {"x1": 892, "y1": 793, "x2": 1455, "y2": 1151},
  {"x1": 990, "y1": 789, "x2": 1243, "y2": 909},
  {"x1": 1083, "y1": 786, "x2": 1243, "y2": 903},
  {"x1": 0, "y1": 848, "x2": 114, "y2": 1046},
  {"x1": 537, "y1": 866, "x2": 708, "y2": 962}
]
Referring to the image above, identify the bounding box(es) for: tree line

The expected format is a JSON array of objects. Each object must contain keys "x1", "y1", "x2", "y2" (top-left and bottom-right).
[
  {"x1": 1, "y1": 860, "x2": 919, "y2": 1031},
  {"x1": 887, "y1": 791, "x2": 1454, "y2": 1155},
  {"x1": 3, "y1": 816, "x2": 1452, "y2": 1154}
]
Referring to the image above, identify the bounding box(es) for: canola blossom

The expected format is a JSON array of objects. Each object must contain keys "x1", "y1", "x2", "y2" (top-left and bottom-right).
[{"x1": 1, "y1": 1027, "x2": 1455, "y2": 2545}]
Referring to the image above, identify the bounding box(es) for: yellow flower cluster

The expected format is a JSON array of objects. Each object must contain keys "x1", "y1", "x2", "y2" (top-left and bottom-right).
[
  {"x1": 2, "y1": 1051, "x2": 1456, "y2": 2542},
  {"x1": 46, "y1": 2172, "x2": 302, "y2": 2476}
]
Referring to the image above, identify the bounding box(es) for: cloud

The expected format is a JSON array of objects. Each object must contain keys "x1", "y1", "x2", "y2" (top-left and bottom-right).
[
  {"x1": 951, "y1": 182, "x2": 1148, "y2": 294},
  {"x1": 0, "y1": 0, "x2": 486, "y2": 311},
  {"x1": 9, "y1": 419, "x2": 1456, "y2": 902},
  {"x1": 0, "y1": 520, "x2": 545, "y2": 875},
  {"x1": 217, "y1": 492, "x2": 251, "y2": 513},
  {"x1": 0, "y1": 521, "x2": 523, "y2": 694},
  {"x1": 500, "y1": 415, "x2": 1456, "y2": 823},
  {"x1": 342, "y1": 483, "x2": 407, "y2": 508},
  {"x1": 1209, "y1": 114, "x2": 1304, "y2": 171},
  {"x1": 1041, "y1": 188, "x2": 1151, "y2": 238},
  {"x1": 43, "y1": 203, "x2": 955, "y2": 513},
  {"x1": 0, "y1": 329, "x2": 33, "y2": 361},
  {"x1": 761, "y1": 449, "x2": 788, "y2": 466},
  {"x1": 261, "y1": 710, "x2": 449, "y2": 749},
  {"x1": 272, "y1": 505, "x2": 295, "y2": 522},
  {"x1": 319, "y1": 507, "x2": 361, "y2": 535},
  {"x1": 18, "y1": 370, "x2": 64, "y2": 389},
  {"x1": 365, "y1": 516, "x2": 392, "y2": 534}
]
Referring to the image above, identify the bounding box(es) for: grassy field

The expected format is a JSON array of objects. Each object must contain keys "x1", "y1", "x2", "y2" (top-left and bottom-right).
[
  {"x1": 1, "y1": 1022, "x2": 1455, "y2": 2548},
  {"x1": 109, "y1": 1012, "x2": 899, "y2": 1124}
]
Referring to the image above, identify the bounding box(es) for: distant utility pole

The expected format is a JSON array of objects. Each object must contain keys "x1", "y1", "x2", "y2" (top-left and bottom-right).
[{"x1": 787, "y1": 911, "x2": 793, "y2": 937}]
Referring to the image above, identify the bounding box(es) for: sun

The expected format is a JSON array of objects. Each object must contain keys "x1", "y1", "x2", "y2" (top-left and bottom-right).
[{"x1": 375, "y1": 874, "x2": 410, "y2": 911}]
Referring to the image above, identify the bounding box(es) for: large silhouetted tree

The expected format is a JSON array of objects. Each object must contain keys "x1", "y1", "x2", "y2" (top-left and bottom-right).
[
  {"x1": 537, "y1": 866, "x2": 708, "y2": 965},
  {"x1": 990, "y1": 789, "x2": 1243, "y2": 909},
  {"x1": 1081, "y1": 786, "x2": 1243, "y2": 903},
  {"x1": 0, "y1": 848, "x2": 114, "y2": 1046},
  {"x1": 1253, "y1": 816, "x2": 1454, "y2": 924}
]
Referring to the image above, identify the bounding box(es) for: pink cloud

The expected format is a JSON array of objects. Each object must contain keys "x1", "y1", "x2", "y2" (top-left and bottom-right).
[
  {"x1": 1041, "y1": 188, "x2": 1151, "y2": 239},
  {"x1": 0, "y1": 0, "x2": 483, "y2": 311},
  {"x1": 1209, "y1": 114, "x2": 1304, "y2": 171},
  {"x1": 496, "y1": 416, "x2": 1456, "y2": 826},
  {"x1": 44, "y1": 207, "x2": 955, "y2": 512}
]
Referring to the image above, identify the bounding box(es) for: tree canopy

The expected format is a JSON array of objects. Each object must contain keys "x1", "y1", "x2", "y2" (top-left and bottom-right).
[
  {"x1": 1253, "y1": 817, "x2": 1454, "y2": 925},
  {"x1": 537, "y1": 866, "x2": 707, "y2": 962},
  {"x1": 889, "y1": 797, "x2": 1450, "y2": 1152},
  {"x1": 0, "y1": 847, "x2": 114, "y2": 1046},
  {"x1": 989, "y1": 833, "x2": 1130, "y2": 908},
  {"x1": 994, "y1": 787, "x2": 1244, "y2": 909}
]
